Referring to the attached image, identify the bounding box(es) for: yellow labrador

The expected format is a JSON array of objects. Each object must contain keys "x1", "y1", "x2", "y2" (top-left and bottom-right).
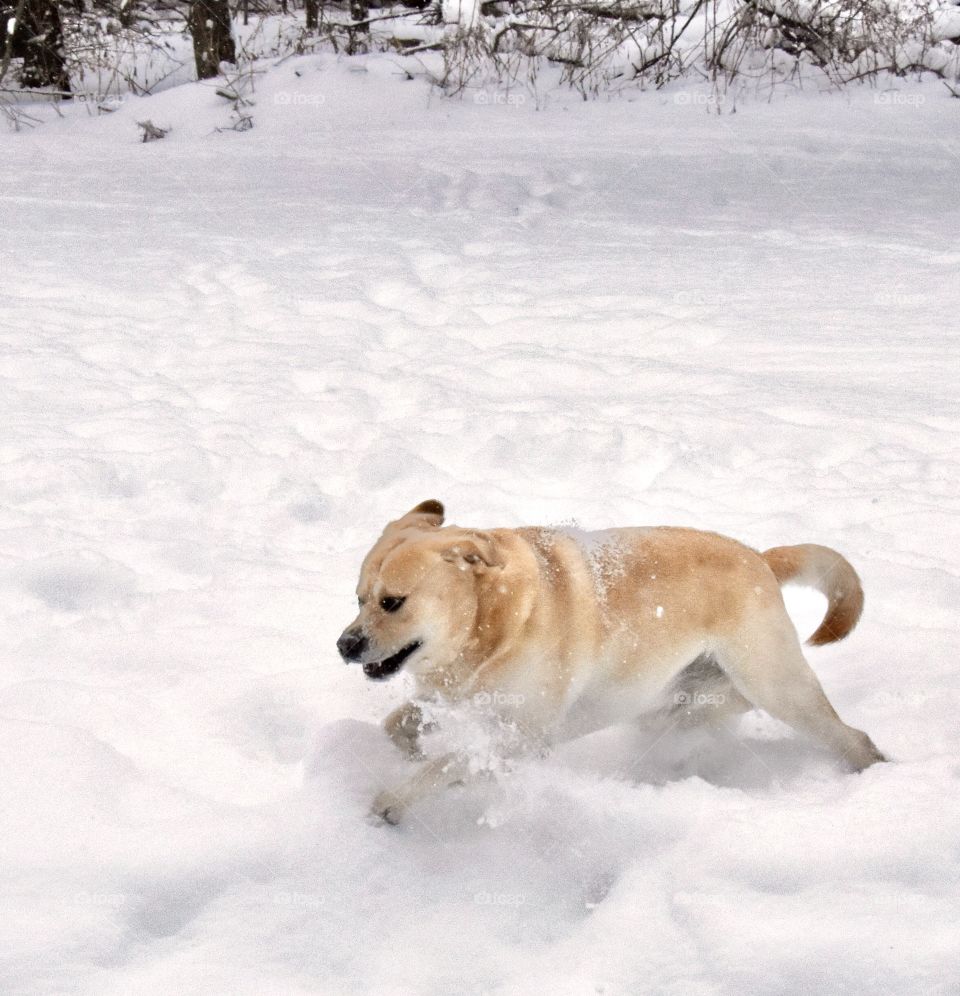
[{"x1": 338, "y1": 500, "x2": 885, "y2": 824}]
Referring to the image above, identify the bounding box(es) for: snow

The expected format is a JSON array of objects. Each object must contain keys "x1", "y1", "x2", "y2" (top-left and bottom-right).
[{"x1": 2, "y1": 54, "x2": 960, "y2": 994}]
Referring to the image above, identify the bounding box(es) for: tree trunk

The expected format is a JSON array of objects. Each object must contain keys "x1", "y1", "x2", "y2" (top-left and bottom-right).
[
  {"x1": 348, "y1": 0, "x2": 367, "y2": 53},
  {"x1": 187, "y1": 0, "x2": 235, "y2": 80},
  {"x1": 304, "y1": 0, "x2": 318, "y2": 30},
  {"x1": 3, "y1": 0, "x2": 71, "y2": 93}
]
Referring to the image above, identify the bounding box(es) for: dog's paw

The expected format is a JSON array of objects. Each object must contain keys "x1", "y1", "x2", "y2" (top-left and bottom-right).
[{"x1": 369, "y1": 789, "x2": 406, "y2": 826}]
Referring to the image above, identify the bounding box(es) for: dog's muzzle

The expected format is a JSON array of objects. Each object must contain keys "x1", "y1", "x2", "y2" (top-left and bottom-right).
[{"x1": 337, "y1": 628, "x2": 422, "y2": 680}]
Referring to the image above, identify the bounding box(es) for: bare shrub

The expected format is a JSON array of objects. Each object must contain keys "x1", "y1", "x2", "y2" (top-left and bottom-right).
[
  {"x1": 432, "y1": 0, "x2": 959, "y2": 93},
  {"x1": 2, "y1": 0, "x2": 956, "y2": 124}
]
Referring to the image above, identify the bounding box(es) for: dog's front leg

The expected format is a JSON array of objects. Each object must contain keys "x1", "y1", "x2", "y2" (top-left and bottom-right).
[
  {"x1": 370, "y1": 751, "x2": 469, "y2": 826},
  {"x1": 383, "y1": 700, "x2": 436, "y2": 760}
]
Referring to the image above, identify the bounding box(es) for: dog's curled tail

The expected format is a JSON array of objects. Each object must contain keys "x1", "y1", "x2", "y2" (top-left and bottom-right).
[{"x1": 762, "y1": 544, "x2": 864, "y2": 646}]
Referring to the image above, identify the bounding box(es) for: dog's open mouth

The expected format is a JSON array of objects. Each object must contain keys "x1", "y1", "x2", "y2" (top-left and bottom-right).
[{"x1": 362, "y1": 641, "x2": 422, "y2": 680}]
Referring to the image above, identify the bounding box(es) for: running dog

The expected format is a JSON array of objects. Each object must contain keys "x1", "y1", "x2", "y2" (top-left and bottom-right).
[{"x1": 337, "y1": 500, "x2": 886, "y2": 824}]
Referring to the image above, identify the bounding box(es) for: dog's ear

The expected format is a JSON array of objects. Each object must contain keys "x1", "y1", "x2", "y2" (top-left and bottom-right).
[
  {"x1": 407, "y1": 499, "x2": 444, "y2": 525},
  {"x1": 387, "y1": 499, "x2": 445, "y2": 532},
  {"x1": 442, "y1": 532, "x2": 503, "y2": 572}
]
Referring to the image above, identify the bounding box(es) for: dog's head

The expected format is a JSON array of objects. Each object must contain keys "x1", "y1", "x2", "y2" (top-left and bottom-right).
[{"x1": 337, "y1": 500, "x2": 505, "y2": 680}]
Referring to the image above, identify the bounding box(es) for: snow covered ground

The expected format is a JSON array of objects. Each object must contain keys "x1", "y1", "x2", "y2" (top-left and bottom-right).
[{"x1": 2, "y1": 57, "x2": 959, "y2": 994}]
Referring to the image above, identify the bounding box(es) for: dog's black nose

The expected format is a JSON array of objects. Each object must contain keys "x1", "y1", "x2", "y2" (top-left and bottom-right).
[{"x1": 337, "y1": 630, "x2": 368, "y2": 661}]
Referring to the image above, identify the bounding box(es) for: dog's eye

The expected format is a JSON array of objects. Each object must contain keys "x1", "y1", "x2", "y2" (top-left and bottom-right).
[{"x1": 380, "y1": 596, "x2": 405, "y2": 613}]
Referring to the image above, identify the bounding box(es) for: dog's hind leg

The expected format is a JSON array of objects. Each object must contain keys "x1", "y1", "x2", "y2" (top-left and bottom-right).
[{"x1": 715, "y1": 618, "x2": 886, "y2": 771}]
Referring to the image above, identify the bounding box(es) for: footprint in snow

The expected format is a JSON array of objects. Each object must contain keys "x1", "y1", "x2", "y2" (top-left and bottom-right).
[{"x1": 21, "y1": 554, "x2": 137, "y2": 612}]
